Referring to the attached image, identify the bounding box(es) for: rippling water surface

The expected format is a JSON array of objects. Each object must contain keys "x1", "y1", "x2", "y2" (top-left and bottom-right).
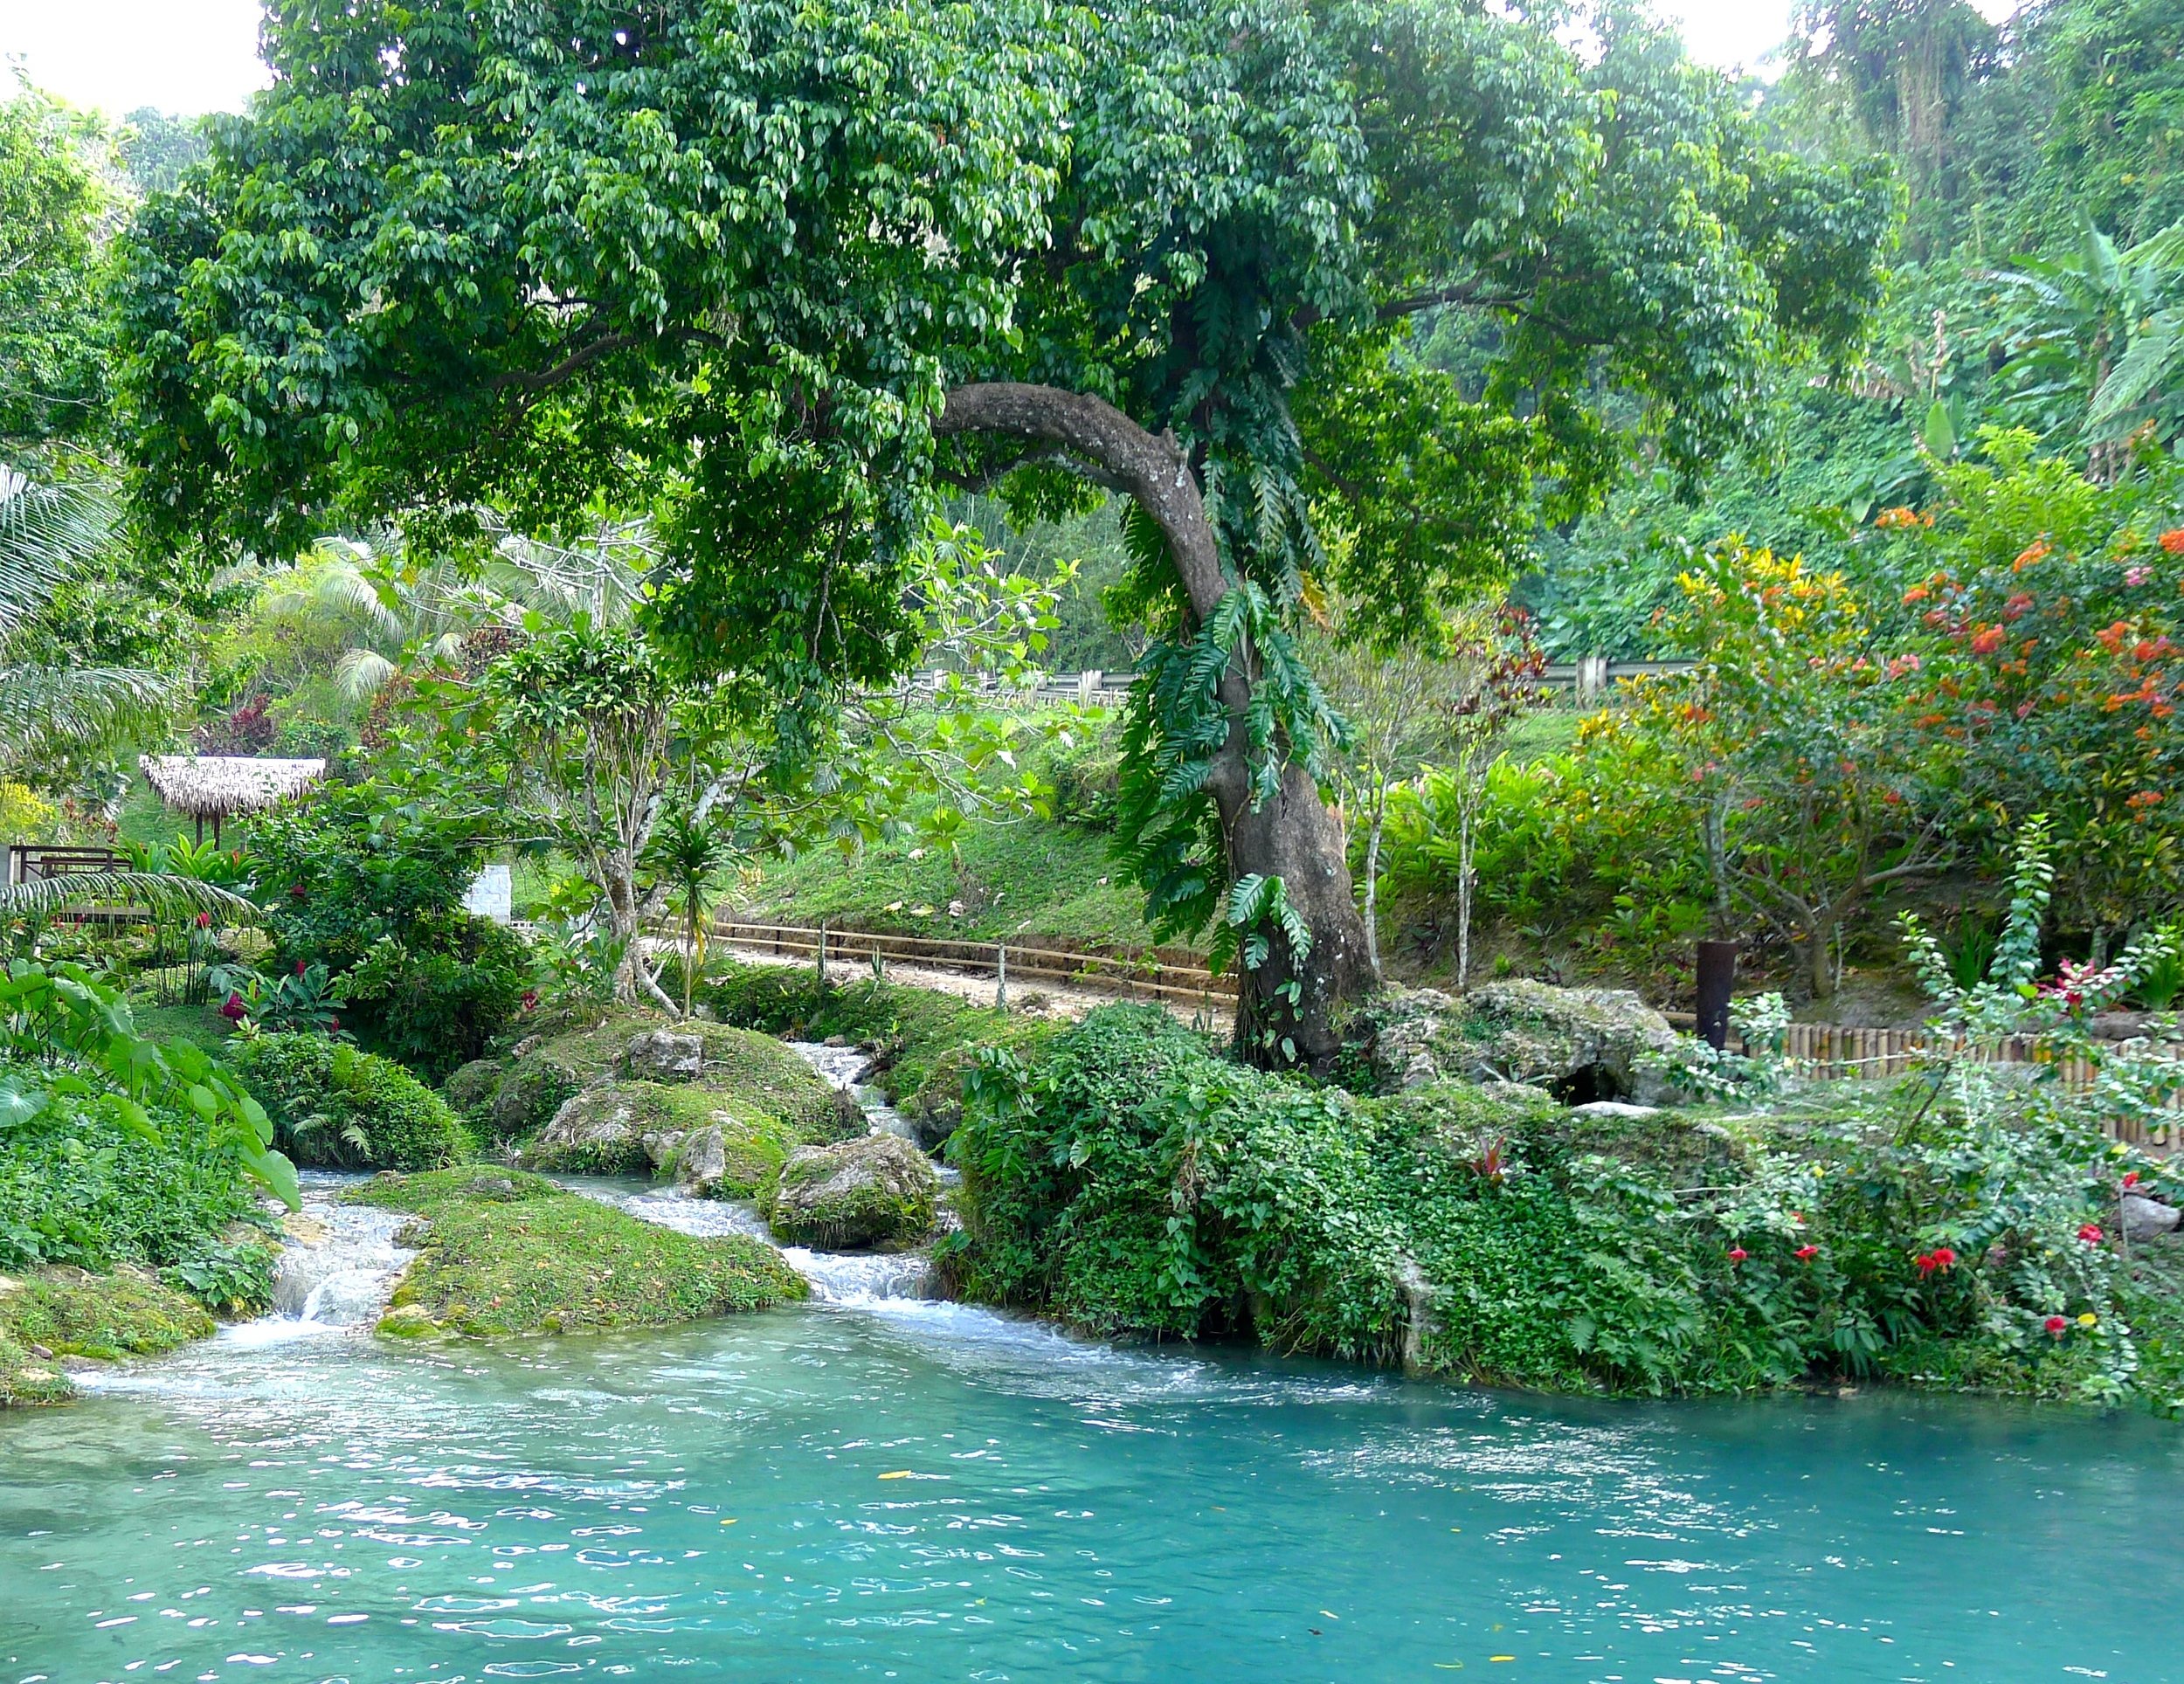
[{"x1": 5, "y1": 1294, "x2": 2181, "y2": 1682}]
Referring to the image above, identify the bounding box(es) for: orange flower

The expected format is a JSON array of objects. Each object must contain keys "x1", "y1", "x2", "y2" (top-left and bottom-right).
[
  {"x1": 1970, "y1": 625, "x2": 2006, "y2": 654},
  {"x1": 2160, "y1": 529, "x2": 2184, "y2": 555},
  {"x1": 2015, "y1": 541, "x2": 2051, "y2": 572}
]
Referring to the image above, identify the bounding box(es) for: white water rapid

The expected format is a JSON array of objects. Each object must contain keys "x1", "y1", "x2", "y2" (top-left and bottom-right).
[{"x1": 563, "y1": 1039, "x2": 943, "y2": 1304}]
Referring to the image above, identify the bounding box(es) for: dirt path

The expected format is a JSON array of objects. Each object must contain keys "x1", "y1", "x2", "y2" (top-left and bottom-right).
[{"x1": 714, "y1": 940, "x2": 1234, "y2": 1032}]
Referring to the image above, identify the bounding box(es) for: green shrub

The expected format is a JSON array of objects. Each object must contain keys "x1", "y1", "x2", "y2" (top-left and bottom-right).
[
  {"x1": 342, "y1": 914, "x2": 532, "y2": 1079},
  {"x1": 0, "y1": 1106, "x2": 266, "y2": 1274},
  {"x1": 230, "y1": 1032, "x2": 473, "y2": 1170},
  {"x1": 942, "y1": 1004, "x2": 2184, "y2": 1405}
]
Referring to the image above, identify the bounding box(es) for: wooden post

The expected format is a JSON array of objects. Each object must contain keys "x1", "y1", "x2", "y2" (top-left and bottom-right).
[
  {"x1": 1575, "y1": 653, "x2": 1610, "y2": 705},
  {"x1": 1078, "y1": 668, "x2": 1101, "y2": 707},
  {"x1": 996, "y1": 943, "x2": 1008, "y2": 1011},
  {"x1": 815, "y1": 917, "x2": 827, "y2": 989},
  {"x1": 1695, "y1": 940, "x2": 1738, "y2": 1051}
]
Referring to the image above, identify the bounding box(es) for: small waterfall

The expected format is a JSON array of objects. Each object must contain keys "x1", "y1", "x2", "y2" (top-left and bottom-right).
[
  {"x1": 559, "y1": 1039, "x2": 949, "y2": 1308},
  {"x1": 253, "y1": 1184, "x2": 417, "y2": 1336},
  {"x1": 786, "y1": 1040, "x2": 927, "y2": 1147}
]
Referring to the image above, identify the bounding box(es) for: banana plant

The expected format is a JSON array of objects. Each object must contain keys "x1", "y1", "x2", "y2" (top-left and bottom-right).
[{"x1": 1992, "y1": 213, "x2": 2184, "y2": 454}]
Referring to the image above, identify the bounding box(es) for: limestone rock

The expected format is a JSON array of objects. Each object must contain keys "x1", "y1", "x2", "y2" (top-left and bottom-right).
[
  {"x1": 624, "y1": 1028, "x2": 707, "y2": 1082},
  {"x1": 764, "y1": 1135, "x2": 938, "y2": 1249},
  {"x1": 903, "y1": 1044, "x2": 976, "y2": 1149},
  {"x1": 2122, "y1": 1193, "x2": 2181, "y2": 1243},
  {"x1": 522, "y1": 1086, "x2": 651, "y2": 1174},
  {"x1": 490, "y1": 1057, "x2": 579, "y2": 1137},
  {"x1": 1363, "y1": 980, "x2": 1686, "y2": 1105},
  {"x1": 443, "y1": 1058, "x2": 504, "y2": 1116}
]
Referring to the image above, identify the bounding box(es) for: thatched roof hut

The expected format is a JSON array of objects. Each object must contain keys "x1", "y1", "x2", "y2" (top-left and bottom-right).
[{"x1": 139, "y1": 755, "x2": 325, "y2": 840}]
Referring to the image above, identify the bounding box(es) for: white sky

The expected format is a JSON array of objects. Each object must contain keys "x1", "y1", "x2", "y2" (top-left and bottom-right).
[{"x1": 0, "y1": 0, "x2": 2026, "y2": 119}]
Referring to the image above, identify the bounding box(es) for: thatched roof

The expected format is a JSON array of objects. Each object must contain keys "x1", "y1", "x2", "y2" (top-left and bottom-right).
[{"x1": 139, "y1": 755, "x2": 326, "y2": 818}]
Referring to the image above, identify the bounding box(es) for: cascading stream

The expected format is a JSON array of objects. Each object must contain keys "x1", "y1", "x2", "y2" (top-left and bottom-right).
[{"x1": 562, "y1": 1038, "x2": 943, "y2": 1305}]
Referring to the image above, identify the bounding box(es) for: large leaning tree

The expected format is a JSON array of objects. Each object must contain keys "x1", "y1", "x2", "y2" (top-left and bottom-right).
[{"x1": 113, "y1": 0, "x2": 1893, "y2": 1066}]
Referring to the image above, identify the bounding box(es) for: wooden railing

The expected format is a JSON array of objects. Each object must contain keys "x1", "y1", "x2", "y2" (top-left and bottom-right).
[{"x1": 702, "y1": 917, "x2": 1236, "y2": 1008}]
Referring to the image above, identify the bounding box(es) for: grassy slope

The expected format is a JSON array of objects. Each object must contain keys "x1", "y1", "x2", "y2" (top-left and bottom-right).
[
  {"x1": 350, "y1": 1168, "x2": 806, "y2": 1335},
  {"x1": 733, "y1": 818, "x2": 1175, "y2": 956}
]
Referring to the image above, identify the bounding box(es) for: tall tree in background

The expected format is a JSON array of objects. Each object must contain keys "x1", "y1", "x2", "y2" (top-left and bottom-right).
[
  {"x1": 113, "y1": 0, "x2": 1891, "y2": 1065},
  {"x1": 0, "y1": 83, "x2": 109, "y2": 454}
]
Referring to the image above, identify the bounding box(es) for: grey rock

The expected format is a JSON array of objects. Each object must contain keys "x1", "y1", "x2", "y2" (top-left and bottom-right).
[
  {"x1": 670, "y1": 1125, "x2": 729, "y2": 1196},
  {"x1": 623, "y1": 1029, "x2": 706, "y2": 1082},
  {"x1": 2122, "y1": 1193, "x2": 2181, "y2": 1243},
  {"x1": 1364, "y1": 980, "x2": 1687, "y2": 1105},
  {"x1": 522, "y1": 1087, "x2": 647, "y2": 1172},
  {"x1": 1569, "y1": 1100, "x2": 1662, "y2": 1119},
  {"x1": 764, "y1": 1135, "x2": 939, "y2": 1249}
]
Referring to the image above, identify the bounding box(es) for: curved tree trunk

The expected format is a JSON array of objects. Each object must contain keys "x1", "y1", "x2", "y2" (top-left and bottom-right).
[{"x1": 935, "y1": 382, "x2": 1370, "y2": 1066}]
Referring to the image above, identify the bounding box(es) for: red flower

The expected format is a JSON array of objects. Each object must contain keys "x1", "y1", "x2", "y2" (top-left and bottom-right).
[
  {"x1": 2078, "y1": 1224, "x2": 2104, "y2": 1244},
  {"x1": 522, "y1": 989, "x2": 540, "y2": 1012},
  {"x1": 1915, "y1": 1252, "x2": 1939, "y2": 1274},
  {"x1": 328, "y1": 1015, "x2": 340, "y2": 1032},
  {"x1": 1970, "y1": 625, "x2": 2006, "y2": 654},
  {"x1": 1795, "y1": 1245, "x2": 1819, "y2": 1261},
  {"x1": 219, "y1": 991, "x2": 246, "y2": 1022},
  {"x1": 2124, "y1": 1171, "x2": 2140, "y2": 1189},
  {"x1": 194, "y1": 911, "x2": 211, "y2": 928},
  {"x1": 295, "y1": 959, "x2": 308, "y2": 977},
  {"x1": 1727, "y1": 1246, "x2": 1748, "y2": 1264},
  {"x1": 1930, "y1": 1247, "x2": 1957, "y2": 1271},
  {"x1": 2045, "y1": 1315, "x2": 2069, "y2": 1336},
  {"x1": 289, "y1": 882, "x2": 307, "y2": 899}
]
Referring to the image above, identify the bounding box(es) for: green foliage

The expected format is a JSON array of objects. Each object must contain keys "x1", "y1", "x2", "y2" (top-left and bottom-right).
[
  {"x1": 228, "y1": 1032, "x2": 473, "y2": 1172},
  {"x1": 1, "y1": 1272, "x2": 213, "y2": 1370},
  {"x1": 943, "y1": 1001, "x2": 2183, "y2": 1404},
  {"x1": 341, "y1": 921, "x2": 531, "y2": 1080},
  {"x1": 348, "y1": 1168, "x2": 805, "y2": 1336},
  {"x1": 249, "y1": 777, "x2": 529, "y2": 1072},
  {"x1": 161, "y1": 1239, "x2": 277, "y2": 1318},
  {"x1": 0, "y1": 86, "x2": 107, "y2": 447},
  {"x1": 0, "y1": 958, "x2": 294, "y2": 1208},
  {"x1": 0, "y1": 1101, "x2": 266, "y2": 1274}
]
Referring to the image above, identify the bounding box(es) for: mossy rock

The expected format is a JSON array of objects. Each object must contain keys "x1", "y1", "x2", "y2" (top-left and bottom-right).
[
  {"x1": 521, "y1": 1080, "x2": 799, "y2": 1195},
  {"x1": 488, "y1": 1052, "x2": 584, "y2": 1138},
  {"x1": 764, "y1": 1135, "x2": 938, "y2": 1249},
  {"x1": 902, "y1": 1042, "x2": 978, "y2": 1148},
  {"x1": 444, "y1": 1058, "x2": 505, "y2": 1117},
  {"x1": 485, "y1": 1014, "x2": 840, "y2": 1143},
  {"x1": 344, "y1": 1170, "x2": 805, "y2": 1336},
  {"x1": 0, "y1": 1269, "x2": 216, "y2": 1404}
]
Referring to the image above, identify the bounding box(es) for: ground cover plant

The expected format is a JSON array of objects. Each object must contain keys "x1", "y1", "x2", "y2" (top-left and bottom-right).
[{"x1": 352, "y1": 1168, "x2": 805, "y2": 1337}]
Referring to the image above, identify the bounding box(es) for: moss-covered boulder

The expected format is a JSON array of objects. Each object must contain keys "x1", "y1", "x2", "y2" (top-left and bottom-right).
[
  {"x1": 1363, "y1": 980, "x2": 1687, "y2": 1104},
  {"x1": 522, "y1": 1080, "x2": 801, "y2": 1195},
  {"x1": 347, "y1": 1168, "x2": 805, "y2": 1336},
  {"x1": 764, "y1": 1135, "x2": 937, "y2": 1249},
  {"x1": 0, "y1": 1268, "x2": 217, "y2": 1406},
  {"x1": 444, "y1": 1057, "x2": 505, "y2": 1117},
  {"x1": 902, "y1": 1042, "x2": 978, "y2": 1148}
]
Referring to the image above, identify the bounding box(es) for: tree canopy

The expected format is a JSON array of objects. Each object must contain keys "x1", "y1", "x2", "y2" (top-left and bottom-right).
[{"x1": 114, "y1": 0, "x2": 1894, "y2": 1060}]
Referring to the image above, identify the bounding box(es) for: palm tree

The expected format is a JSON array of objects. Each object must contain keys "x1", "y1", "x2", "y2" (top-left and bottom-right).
[{"x1": 0, "y1": 470, "x2": 171, "y2": 763}]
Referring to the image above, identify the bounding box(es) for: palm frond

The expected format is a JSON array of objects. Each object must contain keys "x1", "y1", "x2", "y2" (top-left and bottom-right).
[
  {"x1": 0, "y1": 473, "x2": 116, "y2": 635},
  {"x1": 0, "y1": 662, "x2": 175, "y2": 761},
  {"x1": 0, "y1": 872, "x2": 257, "y2": 921},
  {"x1": 332, "y1": 645, "x2": 398, "y2": 701}
]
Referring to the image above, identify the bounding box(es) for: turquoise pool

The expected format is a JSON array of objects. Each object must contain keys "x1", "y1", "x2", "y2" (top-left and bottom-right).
[{"x1": 2, "y1": 1294, "x2": 2176, "y2": 1681}]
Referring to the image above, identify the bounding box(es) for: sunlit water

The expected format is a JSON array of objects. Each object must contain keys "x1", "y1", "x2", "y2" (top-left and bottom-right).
[
  {"x1": 7, "y1": 1303, "x2": 2184, "y2": 1681},
  {"x1": 9, "y1": 1045, "x2": 2183, "y2": 1679}
]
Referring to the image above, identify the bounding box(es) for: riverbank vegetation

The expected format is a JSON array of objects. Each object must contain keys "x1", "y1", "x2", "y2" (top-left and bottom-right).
[{"x1": 0, "y1": 0, "x2": 2181, "y2": 1425}]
